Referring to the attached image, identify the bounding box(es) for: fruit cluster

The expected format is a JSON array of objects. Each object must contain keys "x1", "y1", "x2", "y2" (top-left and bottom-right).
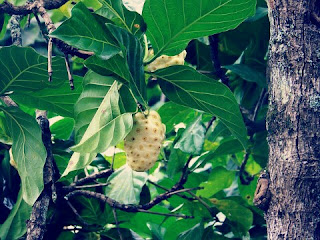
[
  {"x1": 147, "y1": 50, "x2": 187, "y2": 72},
  {"x1": 124, "y1": 110, "x2": 165, "y2": 171}
]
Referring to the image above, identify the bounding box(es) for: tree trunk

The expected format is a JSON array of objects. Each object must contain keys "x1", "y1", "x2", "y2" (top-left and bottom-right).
[{"x1": 266, "y1": 0, "x2": 320, "y2": 239}]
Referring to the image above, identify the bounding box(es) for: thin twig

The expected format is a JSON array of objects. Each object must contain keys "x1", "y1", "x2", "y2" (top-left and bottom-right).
[
  {"x1": 208, "y1": 34, "x2": 230, "y2": 87},
  {"x1": 112, "y1": 208, "x2": 123, "y2": 240},
  {"x1": 239, "y1": 151, "x2": 254, "y2": 185},
  {"x1": 252, "y1": 89, "x2": 267, "y2": 122},
  {"x1": 110, "y1": 147, "x2": 116, "y2": 170},
  {"x1": 187, "y1": 191, "x2": 216, "y2": 217},
  {"x1": 147, "y1": 180, "x2": 196, "y2": 201},
  {"x1": 137, "y1": 209, "x2": 193, "y2": 219},
  {"x1": 63, "y1": 182, "x2": 110, "y2": 190},
  {"x1": 63, "y1": 169, "x2": 113, "y2": 192},
  {"x1": 64, "y1": 54, "x2": 74, "y2": 90},
  {"x1": 65, "y1": 199, "x2": 89, "y2": 227}
]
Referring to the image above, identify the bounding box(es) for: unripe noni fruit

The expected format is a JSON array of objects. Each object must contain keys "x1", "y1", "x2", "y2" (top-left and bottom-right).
[
  {"x1": 124, "y1": 110, "x2": 165, "y2": 171},
  {"x1": 146, "y1": 50, "x2": 187, "y2": 72}
]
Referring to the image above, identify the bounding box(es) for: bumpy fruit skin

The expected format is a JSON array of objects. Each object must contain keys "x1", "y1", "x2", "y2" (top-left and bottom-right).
[
  {"x1": 124, "y1": 110, "x2": 165, "y2": 172},
  {"x1": 147, "y1": 50, "x2": 187, "y2": 72}
]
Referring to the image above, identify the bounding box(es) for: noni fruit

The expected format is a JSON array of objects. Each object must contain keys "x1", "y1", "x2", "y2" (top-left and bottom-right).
[{"x1": 124, "y1": 110, "x2": 165, "y2": 171}]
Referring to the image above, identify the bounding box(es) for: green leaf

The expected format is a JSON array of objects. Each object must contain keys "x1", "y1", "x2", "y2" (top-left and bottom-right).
[
  {"x1": 174, "y1": 115, "x2": 206, "y2": 155},
  {"x1": 0, "y1": 189, "x2": 32, "y2": 240},
  {"x1": 158, "y1": 102, "x2": 195, "y2": 133},
  {"x1": 143, "y1": 0, "x2": 256, "y2": 57},
  {"x1": 97, "y1": 0, "x2": 146, "y2": 36},
  {"x1": 71, "y1": 81, "x2": 133, "y2": 153},
  {"x1": 104, "y1": 151, "x2": 126, "y2": 169},
  {"x1": 147, "y1": 223, "x2": 166, "y2": 240},
  {"x1": 0, "y1": 46, "x2": 67, "y2": 96},
  {"x1": 51, "y1": 2, "x2": 120, "y2": 60},
  {"x1": 197, "y1": 167, "x2": 235, "y2": 198},
  {"x1": 60, "y1": 152, "x2": 96, "y2": 179},
  {"x1": 108, "y1": 24, "x2": 147, "y2": 105},
  {"x1": 0, "y1": 107, "x2": 46, "y2": 205},
  {"x1": 0, "y1": 113, "x2": 12, "y2": 144},
  {"x1": 74, "y1": 71, "x2": 136, "y2": 143},
  {"x1": 11, "y1": 76, "x2": 83, "y2": 118},
  {"x1": 50, "y1": 117, "x2": 75, "y2": 140},
  {"x1": 84, "y1": 54, "x2": 131, "y2": 83},
  {"x1": 105, "y1": 164, "x2": 148, "y2": 204},
  {"x1": 224, "y1": 64, "x2": 266, "y2": 88},
  {"x1": 167, "y1": 148, "x2": 188, "y2": 179},
  {"x1": 155, "y1": 65, "x2": 247, "y2": 149},
  {"x1": 177, "y1": 222, "x2": 204, "y2": 240},
  {"x1": 211, "y1": 198, "x2": 253, "y2": 233}
]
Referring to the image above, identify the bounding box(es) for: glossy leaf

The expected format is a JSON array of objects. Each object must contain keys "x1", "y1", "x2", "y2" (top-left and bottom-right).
[
  {"x1": 97, "y1": 0, "x2": 146, "y2": 36},
  {"x1": 11, "y1": 76, "x2": 83, "y2": 118},
  {"x1": 197, "y1": 167, "x2": 235, "y2": 198},
  {"x1": 50, "y1": 117, "x2": 75, "y2": 140},
  {"x1": 0, "y1": 113, "x2": 12, "y2": 144},
  {"x1": 108, "y1": 24, "x2": 147, "y2": 105},
  {"x1": 51, "y1": 2, "x2": 120, "y2": 60},
  {"x1": 177, "y1": 222, "x2": 204, "y2": 240},
  {"x1": 143, "y1": 0, "x2": 256, "y2": 57},
  {"x1": 71, "y1": 81, "x2": 133, "y2": 153},
  {"x1": 158, "y1": 102, "x2": 195, "y2": 133},
  {"x1": 0, "y1": 46, "x2": 67, "y2": 96},
  {"x1": 105, "y1": 164, "x2": 148, "y2": 204},
  {"x1": 60, "y1": 152, "x2": 96, "y2": 179},
  {"x1": 84, "y1": 55, "x2": 131, "y2": 83},
  {"x1": 0, "y1": 107, "x2": 46, "y2": 205},
  {"x1": 74, "y1": 71, "x2": 136, "y2": 143},
  {"x1": 167, "y1": 148, "x2": 188, "y2": 179},
  {"x1": 210, "y1": 198, "x2": 253, "y2": 233},
  {"x1": 147, "y1": 223, "x2": 166, "y2": 240},
  {"x1": 224, "y1": 64, "x2": 266, "y2": 88},
  {"x1": 0, "y1": 190, "x2": 32, "y2": 240},
  {"x1": 174, "y1": 115, "x2": 206, "y2": 155},
  {"x1": 155, "y1": 65, "x2": 247, "y2": 149}
]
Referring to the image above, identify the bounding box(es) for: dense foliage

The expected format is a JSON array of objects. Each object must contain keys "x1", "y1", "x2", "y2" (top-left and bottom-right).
[{"x1": 0, "y1": 0, "x2": 270, "y2": 239}]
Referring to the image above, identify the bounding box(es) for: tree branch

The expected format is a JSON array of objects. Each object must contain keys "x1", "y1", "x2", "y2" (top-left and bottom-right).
[
  {"x1": 208, "y1": 34, "x2": 230, "y2": 87},
  {"x1": 26, "y1": 110, "x2": 59, "y2": 240}
]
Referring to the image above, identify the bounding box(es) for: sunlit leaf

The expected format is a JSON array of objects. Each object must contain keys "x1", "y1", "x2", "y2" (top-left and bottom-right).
[
  {"x1": 143, "y1": 0, "x2": 256, "y2": 57},
  {"x1": 51, "y1": 2, "x2": 120, "y2": 60},
  {"x1": 105, "y1": 164, "x2": 148, "y2": 204},
  {"x1": 0, "y1": 46, "x2": 67, "y2": 96}
]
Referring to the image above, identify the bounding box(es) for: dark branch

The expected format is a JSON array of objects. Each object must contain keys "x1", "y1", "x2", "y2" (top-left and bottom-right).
[
  {"x1": 63, "y1": 169, "x2": 113, "y2": 192},
  {"x1": 208, "y1": 34, "x2": 230, "y2": 87},
  {"x1": 0, "y1": 0, "x2": 69, "y2": 15},
  {"x1": 26, "y1": 110, "x2": 59, "y2": 240}
]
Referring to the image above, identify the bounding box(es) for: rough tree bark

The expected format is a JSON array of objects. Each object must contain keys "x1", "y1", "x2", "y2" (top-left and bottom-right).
[{"x1": 266, "y1": 0, "x2": 320, "y2": 239}]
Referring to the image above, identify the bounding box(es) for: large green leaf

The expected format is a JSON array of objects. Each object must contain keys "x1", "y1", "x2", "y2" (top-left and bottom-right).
[
  {"x1": 74, "y1": 71, "x2": 136, "y2": 143},
  {"x1": 174, "y1": 115, "x2": 206, "y2": 155},
  {"x1": 97, "y1": 0, "x2": 146, "y2": 36},
  {"x1": 224, "y1": 64, "x2": 266, "y2": 88},
  {"x1": 0, "y1": 46, "x2": 67, "y2": 96},
  {"x1": 11, "y1": 76, "x2": 83, "y2": 118},
  {"x1": 155, "y1": 65, "x2": 247, "y2": 149},
  {"x1": 71, "y1": 81, "x2": 133, "y2": 153},
  {"x1": 211, "y1": 198, "x2": 253, "y2": 233},
  {"x1": 108, "y1": 24, "x2": 147, "y2": 105},
  {"x1": 158, "y1": 102, "x2": 195, "y2": 133},
  {"x1": 0, "y1": 189, "x2": 32, "y2": 240},
  {"x1": 60, "y1": 152, "x2": 96, "y2": 179},
  {"x1": 51, "y1": 2, "x2": 120, "y2": 60},
  {"x1": 177, "y1": 222, "x2": 204, "y2": 240},
  {"x1": 143, "y1": 0, "x2": 256, "y2": 57},
  {"x1": 50, "y1": 117, "x2": 75, "y2": 140},
  {"x1": 197, "y1": 167, "x2": 235, "y2": 198},
  {"x1": 84, "y1": 55, "x2": 131, "y2": 83},
  {"x1": 105, "y1": 164, "x2": 148, "y2": 204},
  {"x1": 0, "y1": 107, "x2": 46, "y2": 205},
  {"x1": 84, "y1": 24, "x2": 147, "y2": 105}
]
